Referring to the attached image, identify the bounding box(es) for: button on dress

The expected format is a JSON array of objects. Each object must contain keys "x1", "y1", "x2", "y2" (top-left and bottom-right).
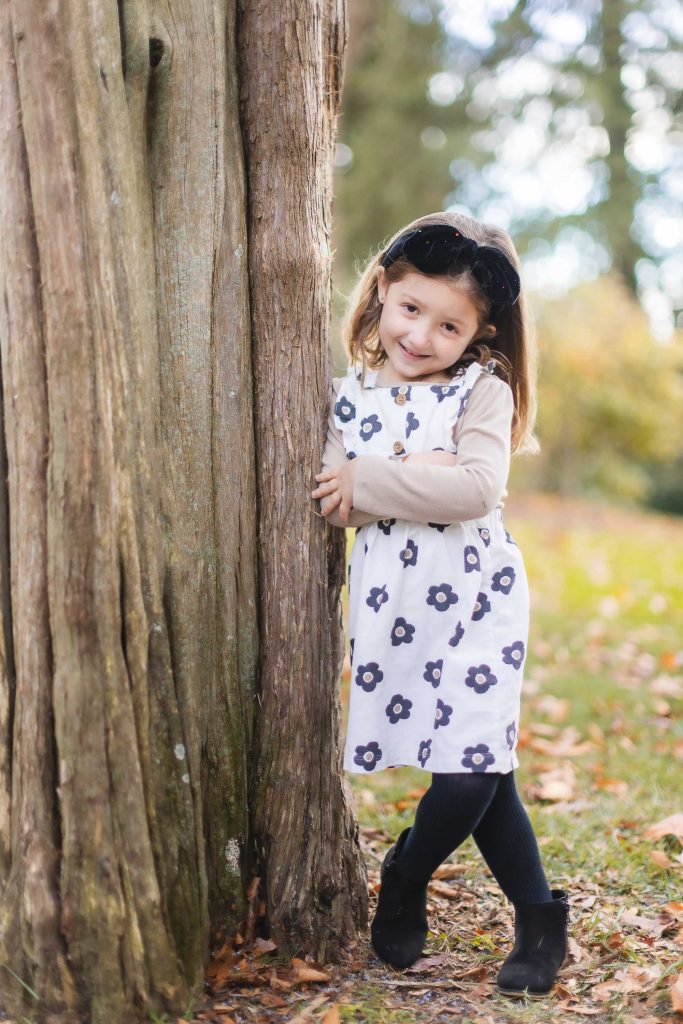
[{"x1": 334, "y1": 361, "x2": 528, "y2": 776}]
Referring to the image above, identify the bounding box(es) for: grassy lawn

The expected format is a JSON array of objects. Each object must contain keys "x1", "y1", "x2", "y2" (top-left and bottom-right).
[{"x1": 338, "y1": 494, "x2": 683, "y2": 1023}]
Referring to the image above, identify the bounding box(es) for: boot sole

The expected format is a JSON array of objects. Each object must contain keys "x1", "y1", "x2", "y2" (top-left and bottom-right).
[
  {"x1": 496, "y1": 984, "x2": 554, "y2": 1000},
  {"x1": 496, "y1": 953, "x2": 569, "y2": 999}
]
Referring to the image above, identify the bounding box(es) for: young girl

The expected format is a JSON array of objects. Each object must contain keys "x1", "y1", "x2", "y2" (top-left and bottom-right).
[{"x1": 311, "y1": 212, "x2": 569, "y2": 998}]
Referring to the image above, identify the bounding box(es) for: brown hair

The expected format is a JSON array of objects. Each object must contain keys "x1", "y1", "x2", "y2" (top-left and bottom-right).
[{"x1": 340, "y1": 211, "x2": 538, "y2": 453}]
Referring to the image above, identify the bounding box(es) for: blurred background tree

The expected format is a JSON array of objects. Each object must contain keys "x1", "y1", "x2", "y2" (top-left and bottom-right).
[
  {"x1": 512, "y1": 275, "x2": 683, "y2": 502},
  {"x1": 332, "y1": 0, "x2": 683, "y2": 512}
]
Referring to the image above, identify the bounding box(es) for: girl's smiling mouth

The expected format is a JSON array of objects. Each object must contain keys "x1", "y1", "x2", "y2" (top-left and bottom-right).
[{"x1": 399, "y1": 341, "x2": 429, "y2": 360}]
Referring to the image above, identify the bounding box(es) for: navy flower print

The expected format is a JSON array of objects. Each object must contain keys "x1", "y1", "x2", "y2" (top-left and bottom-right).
[
  {"x1": 346, "y1": 451, "x2": 357, "y2": 460},
  {"x1": 506, "y1": 721, "x2": 517, "y2": 750},
  {"x1": 366, "y1": 584, "x2": 389, "y2": 613},
  {"x1": 471, "y1": 592, "x2": 491, "y2": 621},
  {"x1": 426, "y1": 584, "x2": 459, "y2": 611},
  {"x1": 465, "y1": 664, "x2": 498, "y2": 694},
  {"x1": 462, "y1": 744, "x2": 495, "y2": 772},
  {"x1": 428, "y1": 522, "x2": 448, "y2": 532},
  {"x1": 434, "y1": 698, "x2": 453, "y2": 728},
  {"x1": 359, "y1": 414, "x2": 382, "y2": 441},
  {"x1": 431, "y1": 384, "x2": 457, "y2": 402},
  {"x1": 423, "y1": 659, "x2": 443, "y2": 688},
  {"x1": 334, "y1": 396, "x2": 356, "y2": 422},
  {"x1": 399, "y1": 540, "x2": 418, "y2": 567},
  {"x1": 464, "y1": 546, "x2": 480, "y2": 573},
  {"x1": 502, "y1": 640, "x2": 526, "y2": 669},
  {"x1": 417, "y1": 739, "x2": 432, "y2": 768},
  {"x1": 492, "y1": 566, "x2": 516, "y2": 595},
  {"x1": 355, "y1": 662, "x2": 383, "y2": 692},
  {"x1": 391, "y1": 617, "x2": 415, "y2": 646},
  {"x1": 448, "y1": 620, "x2": 465, "y2": 647},
  {"x1": 385, "y1": 694, "x2": 412, "y2": 724},
  {"x1": 354, "y1": 741, "x2": 382, "y2": 772},
  {"x1": 505, "y1": 529, "x2": 518, "y2": 546},
  {"x1": 378, "y1": 518, "x2": 396, "y2": 535},
  {"x1": 349, "y1": 637, "x2": 355, "y2": 664},
  {"x1": 478, "y1": 527, "x2": 491, "y2": 547},
  {"x1": 406, "y1": 411, "x2": 420, "y2": 437},
  {"x1": 391, "y1": 384, "x2": 412, "y2": 402}
]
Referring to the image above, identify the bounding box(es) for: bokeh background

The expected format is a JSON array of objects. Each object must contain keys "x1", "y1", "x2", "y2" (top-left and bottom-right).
[{"x1": 330, "y1": 0, "x2": 683, "y2": 514}]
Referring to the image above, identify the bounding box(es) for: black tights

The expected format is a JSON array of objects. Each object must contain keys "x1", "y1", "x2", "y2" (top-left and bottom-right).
[{"x1": 397, "y1": 771, "x2": 552, "y2": 904}]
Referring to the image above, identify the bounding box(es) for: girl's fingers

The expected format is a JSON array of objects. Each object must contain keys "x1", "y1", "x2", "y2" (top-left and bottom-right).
[
  {"x1": 311, "y1": 480, "x2": 337, "y2": 498},
  {"x1": 322, "y1": 491, "x2": 342, "y2": 515}
]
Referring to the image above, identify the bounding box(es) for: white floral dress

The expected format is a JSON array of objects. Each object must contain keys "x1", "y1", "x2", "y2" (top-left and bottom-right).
[{"x1": 334, "y1": 361, "x2": 528, "y2": 775}]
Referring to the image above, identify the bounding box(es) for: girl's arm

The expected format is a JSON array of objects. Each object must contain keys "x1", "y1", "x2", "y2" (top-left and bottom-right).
[
  {"x1": 348, "y1": 375, "x2": 514, "y2": 524},
  {"x1": 314, "y1": 381, "x2": 381, "y2": 529}
]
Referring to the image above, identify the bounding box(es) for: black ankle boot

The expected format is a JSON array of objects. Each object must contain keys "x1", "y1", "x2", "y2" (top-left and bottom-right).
[
  {"x1": 370, "y1": 827, "x2": 429, "y2": 969},
  {"x1": 497, "y1": 889, "x2": 569, "y2": 998}
]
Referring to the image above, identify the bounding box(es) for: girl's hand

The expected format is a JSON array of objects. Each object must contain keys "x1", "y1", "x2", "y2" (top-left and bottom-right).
[
  {"x1": 311, "y1": 460, "x2": 358, "y2": 525},
  {"x1": 404, "y1": 451, "x2": 458, "y2": 467}
]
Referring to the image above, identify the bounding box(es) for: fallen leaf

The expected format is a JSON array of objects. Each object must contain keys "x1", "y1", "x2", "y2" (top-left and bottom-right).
[
  {"x1": 259, "y1": 993, "x2": 288, "y2": 1007},
  {"x1": 532, "y1": 695, "x2": 571, "y2": 722},
  {"x1": 671, "y1": 972, "x2": 683, "y2": 1013},
  {"x1": 252, "y1": 937, "x2": 278, "y2": 955},
  {"x1": 529, "y1": 727, "x2": 593, "y2": 758},
  {"x1": 290, "y1": 959, "x2": 331, "y2": 983},
  {"x1": 321, "y1": 1007, "x2": 340, "y2": 1024},
  {"x1": 428, "y1": 879, "x2": 462, "y2": 900},
  {"x1": 650, "y1": 849, "x2": 673, "y2": 869},
  {"x1": 432, "y1": 863, "x2": 466, "y2": 880},
  {"x1": 621, "y1": 909, "x2": 671, "y2": 938},
  {"x1": 594, "y1": 775, "x2": 629, "y2": 797},
  {"x1": 650, "y1": 672, "x2": 683, "y2": 696},
  {"x1": 644, "y1": 813, "x2": 683, "y2": 840},
  {"x1": 395, "y1": 799, "x2": 416, "y2": 811},
  {"x1": 555, "y1": 1002, "x2": 604, "y2": 1015},
  {"x1": 532, "y1": 762, "x2": 577, "y2": 802},
  {"x1": 567, "y1": 936, "x2": 590, "y2": 962},
  {"x1": 406, "y1": 953, "x2": 451, "y2": 973},
  {"x1": 659, "y1": 651, "x2": 679, "y2": 670}
]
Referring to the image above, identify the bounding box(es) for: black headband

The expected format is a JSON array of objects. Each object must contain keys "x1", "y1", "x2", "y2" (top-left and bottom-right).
[{"x1": 380, "y1": 224, "x2": 520, "y2": 316}]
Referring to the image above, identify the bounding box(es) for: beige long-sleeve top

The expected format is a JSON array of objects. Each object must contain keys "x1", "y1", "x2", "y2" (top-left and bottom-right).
[{"x1": 318, "y1": 371, "x2": 514, "y2": 530}]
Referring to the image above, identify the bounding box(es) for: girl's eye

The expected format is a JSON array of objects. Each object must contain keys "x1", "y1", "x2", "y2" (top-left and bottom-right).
[
  {"x1": 402, "y1": 304, "x2": 417, "y2": 313},
  {"x1": 443, "y1": 323, "x2": 458, "y2": 334}
]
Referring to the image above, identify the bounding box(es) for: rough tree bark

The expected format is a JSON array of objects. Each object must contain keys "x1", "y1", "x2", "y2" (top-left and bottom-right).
[
  {"x1": 238, "y1": 0, "x2": 368, "y2": 962},
  {"x1": 0, "y1": 0, "x2": 362, "y2": 1021}
]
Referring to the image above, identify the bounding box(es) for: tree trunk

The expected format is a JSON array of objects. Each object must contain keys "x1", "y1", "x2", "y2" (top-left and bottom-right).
[
  {"x1": 0, "y1": 0, "x2": 361, "y2": 1020},
  {"x1": 595, "y1": 0, "x2": 644, "y2": 295},
  {"x1": 238, "y1": 0, "x2": 368, "y2": 961}
]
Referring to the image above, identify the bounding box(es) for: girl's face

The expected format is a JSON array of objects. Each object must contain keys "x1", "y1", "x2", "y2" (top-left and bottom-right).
[{"x1": 376, "y1": 267, "x2": 486, "y2": 383}]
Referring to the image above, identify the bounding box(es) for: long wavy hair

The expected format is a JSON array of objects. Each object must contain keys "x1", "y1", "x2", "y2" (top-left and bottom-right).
[{"x1": 340, "y1": 210, "x2": 538, "y2": 453}]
